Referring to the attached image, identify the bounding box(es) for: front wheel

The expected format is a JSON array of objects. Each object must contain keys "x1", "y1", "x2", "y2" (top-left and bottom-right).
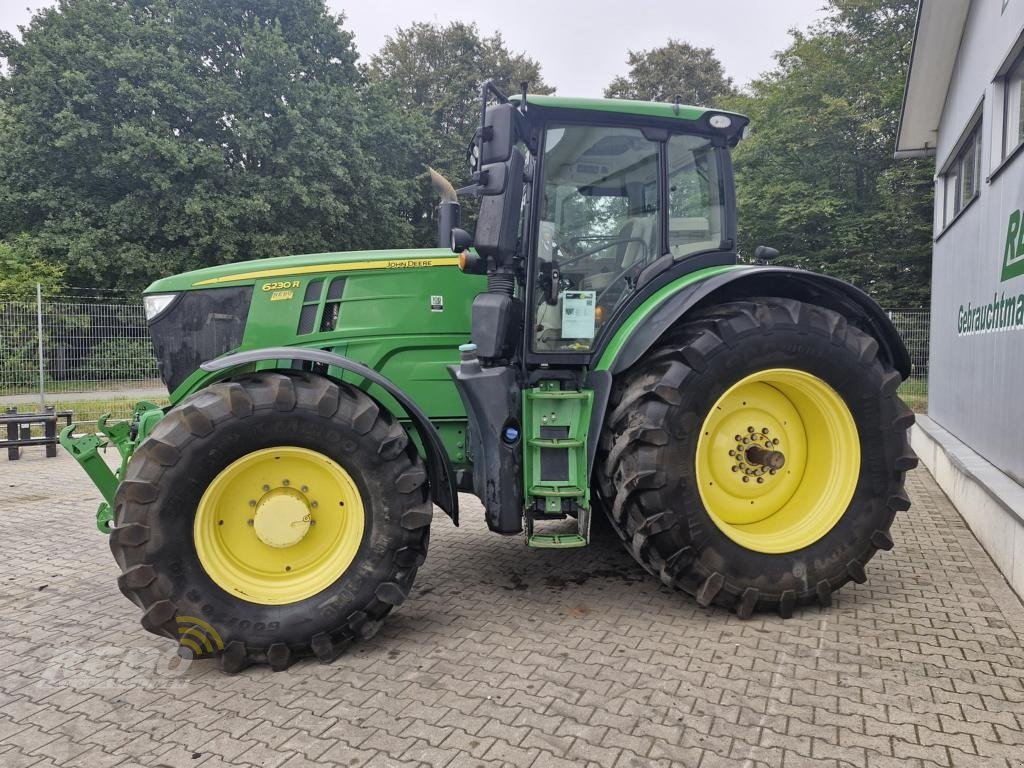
[
  {"x1": 110, "y1": 372, "x2": 432, "y2": 671},
  {"x1": 597, "y1": 298, "x2": 917, "y2": 617}
]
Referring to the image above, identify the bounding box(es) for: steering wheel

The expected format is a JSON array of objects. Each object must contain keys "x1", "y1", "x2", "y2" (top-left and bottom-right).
[{"x1": 555, "y1": 235, "x2": 639, "y2": 268}]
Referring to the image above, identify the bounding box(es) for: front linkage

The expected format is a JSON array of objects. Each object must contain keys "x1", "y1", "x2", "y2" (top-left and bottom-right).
[{"x1": 59, "y1": 402, "x2": 165, "y2": 532}]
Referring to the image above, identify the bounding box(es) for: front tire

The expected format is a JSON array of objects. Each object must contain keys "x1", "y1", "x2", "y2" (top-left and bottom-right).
[
  {"x1": 596, "y1": 298, "x2": 917, "y2": 617},
  {"x1": 110, "y1": 372, "x2": 431, "y2": 671}
]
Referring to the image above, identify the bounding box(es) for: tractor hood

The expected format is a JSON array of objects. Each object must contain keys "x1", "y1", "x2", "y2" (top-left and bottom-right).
[
  {"x1": 140, "y1": 246, "x2": 481, "y2": 399},
  {"x1": 144, "y1": 247, "x2": 460, "y2": 294}
]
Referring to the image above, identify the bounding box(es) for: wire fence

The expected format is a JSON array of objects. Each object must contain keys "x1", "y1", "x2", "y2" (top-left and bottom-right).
[
  {"x1": 0, "y1": 287, "x2": 933, "y2": 435},
  {"x1": 887, "y1": 309, "x2": 930, "y2": 413},
  {"x1": 0, "y1": 288, "x2": 166, "y2": 428}
]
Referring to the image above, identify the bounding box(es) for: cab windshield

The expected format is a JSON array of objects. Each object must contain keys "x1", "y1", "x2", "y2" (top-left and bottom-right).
[{"x1": 532, "y1": 124, "x2": 723, "y2": 352}]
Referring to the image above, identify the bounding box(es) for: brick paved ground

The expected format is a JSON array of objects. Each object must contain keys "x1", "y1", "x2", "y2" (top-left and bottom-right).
[{"x1": 0, "y1": 452, "x2": 1022, "y2": 768}]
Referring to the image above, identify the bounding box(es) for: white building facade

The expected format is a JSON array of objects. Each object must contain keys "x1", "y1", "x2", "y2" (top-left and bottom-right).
[{"x1": 898, "y1": 0, "x2": 1024, "y2": 598}]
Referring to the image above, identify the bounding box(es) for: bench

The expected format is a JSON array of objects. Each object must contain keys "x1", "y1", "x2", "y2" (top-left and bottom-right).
[{"x1": 1, "y1": 407, "x2": 74, "y2": 460}]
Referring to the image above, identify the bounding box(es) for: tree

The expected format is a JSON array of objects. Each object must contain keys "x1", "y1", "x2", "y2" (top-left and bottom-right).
[
  {"x1": 727, "y1": 0, "x2": 933, "y2": 308},
  {"x1": 0, "y1": 236, "x2": 64, "y2": 298},
  {"x1": 0, "y1": 0, "x2": 420, "y2": 290},
  {"x1": 368, "y1": 22, "x2": 553, "y2": 245},
  {"x1": 605, "y1": 40, "x2": 735, "y2": 106}
]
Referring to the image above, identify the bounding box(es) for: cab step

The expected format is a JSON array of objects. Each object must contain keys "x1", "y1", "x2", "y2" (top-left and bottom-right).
[{"x1": 527, "y1": 532, "x2": 588, "y2": 549}]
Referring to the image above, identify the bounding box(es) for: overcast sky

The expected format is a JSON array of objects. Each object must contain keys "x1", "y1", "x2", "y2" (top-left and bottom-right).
[{"x1": 1, "y1": 1, "x2": 829, "y2": 94}]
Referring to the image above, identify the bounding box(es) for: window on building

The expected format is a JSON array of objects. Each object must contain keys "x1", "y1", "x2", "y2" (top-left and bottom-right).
[
  {"x1": 1003, "y1": 53, "x2": 1024, "y2": 159},
  {"x1": 941, "y1": 123, "x2": 982, "y2": 227}
]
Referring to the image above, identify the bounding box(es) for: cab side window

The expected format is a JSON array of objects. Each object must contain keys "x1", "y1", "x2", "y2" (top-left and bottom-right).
[
  {"x1": 533, "y1": 125, "x2": 661, "y2": 352},
  {"x1": 666, "y1": 134, "x2": 723, "y2": 258}
]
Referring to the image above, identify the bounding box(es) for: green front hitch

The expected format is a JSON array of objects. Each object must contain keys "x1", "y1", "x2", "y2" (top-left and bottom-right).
[{"x1": 59, "y1": 401, "x2": 165, "y2": 533}]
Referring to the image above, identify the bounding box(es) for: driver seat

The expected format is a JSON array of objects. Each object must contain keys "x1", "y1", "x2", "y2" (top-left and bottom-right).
[{"x1": 582, "y1": 215, "x2": 656, "y2": 291}]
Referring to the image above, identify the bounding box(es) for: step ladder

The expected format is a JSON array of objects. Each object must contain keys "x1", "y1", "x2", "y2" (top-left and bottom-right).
[{"x1": 522, "y1": 382, "x2": 593, "y2": 549}]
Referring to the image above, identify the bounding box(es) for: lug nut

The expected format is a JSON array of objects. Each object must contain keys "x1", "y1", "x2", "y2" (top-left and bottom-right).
[
  {"x1": 747, "y1": 426, "x2": 755, "y2": 433},
  {"x1": 311, "y1": 501, "x2": 318, "y2": 508},
  {"x1": 742, "y1": 476, "x2": 749, "y2": 483},
  {"x1": 249, "y1": 499, "x2": 256, "y2": 507},
  {"x1": 772, "y1": 438, "x2": 780, "y2": 445},
  {"x1": 262, "y1": 484, "x2": 270, "y2": 492},
  {"x1": 301, "y1": 485, "x2": 308, "y2": 493},
  {"x1": 282, "y1": 479, "x2": 290, "y2": 486},
  {"x1": 757, "y1": 477, "x2": 764, "y2": 484},
  {"x1": 247, "y1": 519, "x2": 254, "y2": 526}
]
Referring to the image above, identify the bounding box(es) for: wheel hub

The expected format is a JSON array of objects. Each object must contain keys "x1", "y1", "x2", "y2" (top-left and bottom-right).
[
  {"x1": 729, "y1": 425, "x2": 786, "y2": 484},
  {"x1": 253, "y1": 488, "x2": 312, "y2": 548}
]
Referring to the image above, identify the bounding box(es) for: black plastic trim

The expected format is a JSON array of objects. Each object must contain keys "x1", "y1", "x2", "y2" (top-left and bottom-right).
[
  {"x1": 200, "y1": 347, "x2": 459, "y2": 524},
  {"x1": 583, "y1": 369, "x2": 612, "y2": 481}
]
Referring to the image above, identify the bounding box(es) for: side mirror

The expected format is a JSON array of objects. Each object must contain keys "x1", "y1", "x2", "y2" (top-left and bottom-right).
[
  {"x1": 474, "y1": 147, "x2": 525, "y2": 263},
  {"x1": 480, "y1": 103, "x2": 517, "y2": 166},
  {"x1": 478, "y1": 160, "x2": 510, "y2": 196},
  {"x1": 753, "y1": 245, "x2": 780, "y2": 263},
  {"x1": 450, "y1": 227, "x2": 473, "y2": 253}
]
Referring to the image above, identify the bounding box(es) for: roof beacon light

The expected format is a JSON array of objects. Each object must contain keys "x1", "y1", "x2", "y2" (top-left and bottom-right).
[{"x1": 709, "y1": 114, "x2": 732, "y2": 129}]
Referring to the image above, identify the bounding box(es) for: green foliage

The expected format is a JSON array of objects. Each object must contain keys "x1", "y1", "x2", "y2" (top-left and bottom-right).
[
  {"x1": 368, "y1": 22, "x2": 552, "y2": 244},
  {"x1": 605, "y1": 40, "x2": 735, "y2": 106},
  {"x1": 0, "y1": 0, "x2": 420, "y2": 290},
  {"x1": 0, "y1": 236, "x2": 64, "y2": 298},
  {"x1": 78, "y1": 338, "x2": 159, "y2": 380},
  {"x1": 726, "y1": 0, "x2": 933, "y2": 308}
]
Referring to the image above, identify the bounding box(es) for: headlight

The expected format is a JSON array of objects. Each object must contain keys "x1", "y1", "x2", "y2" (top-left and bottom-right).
[{"x1": 144, "y1": 293, "x2": 177, "y2": 321}]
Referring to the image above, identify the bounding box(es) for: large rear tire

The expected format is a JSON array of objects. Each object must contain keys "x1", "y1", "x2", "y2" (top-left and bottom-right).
[
  {"x1": 596, "y1": 298, "x2": 916, "y2": 617},
  {"x1": 110, "y1": 372, "x2": 431, "y2": 671}
]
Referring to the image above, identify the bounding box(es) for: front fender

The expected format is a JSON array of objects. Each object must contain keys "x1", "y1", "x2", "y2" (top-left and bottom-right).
[{"x1": 199, "y1": 347, "x2": 459, "y2": 524}]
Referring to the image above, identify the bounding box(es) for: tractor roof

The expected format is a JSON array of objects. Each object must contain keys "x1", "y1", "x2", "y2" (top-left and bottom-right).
[{"x1": 513, "y1": 94, "x2": 749, "y2": 143}]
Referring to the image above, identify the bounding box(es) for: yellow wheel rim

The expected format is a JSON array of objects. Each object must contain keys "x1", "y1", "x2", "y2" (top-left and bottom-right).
[
  {"x1": 695, "y1": 368, "x2": 859, "y2": 554},
  {"x1": 194, "y1": 446, "x2": 365, "y2": 605}
]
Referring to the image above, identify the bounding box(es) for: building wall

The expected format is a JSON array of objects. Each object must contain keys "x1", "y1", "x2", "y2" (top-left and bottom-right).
[{"x1": 930, "y1": 0, "x2": 1024, "y2": 485}]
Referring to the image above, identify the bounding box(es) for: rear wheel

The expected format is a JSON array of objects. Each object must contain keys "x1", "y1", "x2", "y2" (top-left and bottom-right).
[
  {"x1": 110, "y1": 372, "x2": 431, "y2": 671},
  {"x1": 596, "y1": 298, "x2": 916, "y2": 617}
]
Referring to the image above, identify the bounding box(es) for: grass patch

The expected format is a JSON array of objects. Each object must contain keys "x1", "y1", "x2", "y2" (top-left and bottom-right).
[{"x1": 898, "y1": 378, "x2": 928, "y2": 413}]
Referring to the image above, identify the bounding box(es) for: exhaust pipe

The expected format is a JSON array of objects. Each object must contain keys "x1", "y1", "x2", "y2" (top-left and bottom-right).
[
  {"x1": 427, "y1": 166, "x2": 460, "y2": 249},
  {"x1": 437, "y1": 201, "x2": 460, "y2": 250}
]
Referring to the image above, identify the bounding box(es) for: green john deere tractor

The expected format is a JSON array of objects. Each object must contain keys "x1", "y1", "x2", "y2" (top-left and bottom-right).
[{"x1": 62, "y1": 83, "x2": 917, "y2": 672}]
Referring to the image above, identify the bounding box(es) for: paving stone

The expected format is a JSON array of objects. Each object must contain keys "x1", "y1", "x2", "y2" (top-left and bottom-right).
[{"x1": 1, "y1": 458, "x2": 1023, "y2": 768}]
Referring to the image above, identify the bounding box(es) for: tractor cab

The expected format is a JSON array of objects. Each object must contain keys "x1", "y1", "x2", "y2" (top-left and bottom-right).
[{"x1": 444, "y1": 85, "x2": 748, "y2": 362}]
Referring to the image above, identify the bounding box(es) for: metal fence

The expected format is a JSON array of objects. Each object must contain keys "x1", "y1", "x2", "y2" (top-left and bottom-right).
[
  {"x1": 887, "y1": 309, "x2": 930, "y2": 413},
  {"x1": 0, "y1": 286, "x2": 933, "y2": 431},
  {"x1": 0, "y1": 287, "x2": 166, "y2": 427}
]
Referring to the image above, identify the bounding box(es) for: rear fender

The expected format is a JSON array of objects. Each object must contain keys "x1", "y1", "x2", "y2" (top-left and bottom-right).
[
  {"x1": 596, "y1": 266, "x2": 910, "y2": 377},
  {"x1": 198, "y1": 347, "x2": 459, "y2": 524}
]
